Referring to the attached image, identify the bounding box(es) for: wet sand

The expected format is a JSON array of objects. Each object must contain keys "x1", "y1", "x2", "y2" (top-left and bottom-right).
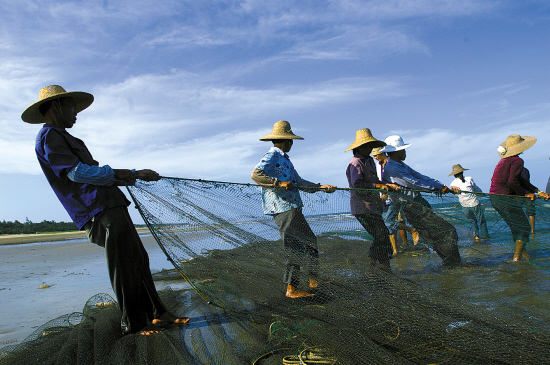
[
  {"x1": 0, "y1": 228, "x2": 150, "y2": 245},
  {"x1": 0, "y1": 231, "x2": 173, "y2": 347}
]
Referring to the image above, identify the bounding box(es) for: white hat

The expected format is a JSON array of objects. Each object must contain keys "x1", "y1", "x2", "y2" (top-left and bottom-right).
[{"x1": 378, "y1": 135, "x2": 411, "y2": 152}]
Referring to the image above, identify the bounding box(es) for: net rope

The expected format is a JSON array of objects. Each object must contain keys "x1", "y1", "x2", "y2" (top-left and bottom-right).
[{"x1": 3, "y1": 176, "x2": 550, "y2": 364}]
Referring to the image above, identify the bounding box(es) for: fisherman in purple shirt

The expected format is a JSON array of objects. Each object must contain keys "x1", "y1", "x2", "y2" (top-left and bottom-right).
[
  {"x1": 345, "y1": 129, "x2": 400, "y2": 271},
  {"x1": 22, "y1": 85, "x2": 188, "y2": 335},
  {"x1": 490, "y1": 134, "x2": 549, "y2": 261}
]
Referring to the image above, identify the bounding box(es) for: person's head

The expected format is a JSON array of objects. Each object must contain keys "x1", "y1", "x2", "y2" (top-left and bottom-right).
[
  {"x1": 259, "y1": 121, "x2": 303, "y2": 151},
  {"x1": 371, "y1": 147, "x2": 387, "y2": 163},
  {"x1": 272, "y1": 139, "x2": 293, "y2": 152},
  {"x1": 40, "y1": 97, "x2": 77, "y2": 129},
  {"x1": 345, "y1": 128, "x2": 385, "y2": 156},
  {"x1": 379, "y1": 135, "x2": 411, "y2": 162},
  {"x1": 497, "y1": 134, "x2": 536, "y2": 159},
  {"x1": 387, "y1": 149, "x2": 406, "y2": 162},
  {"x1": 449, "y1": 164, "x2": 468, "y2": 182},
  {"x1": 21, "y1": 85, "x2": 94, "y2": 126}
]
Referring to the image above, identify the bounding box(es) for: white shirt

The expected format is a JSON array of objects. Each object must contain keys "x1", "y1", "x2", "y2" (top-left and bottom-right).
[{"x1": 450, "y1": 176, "x2": 482, "y2": 207}]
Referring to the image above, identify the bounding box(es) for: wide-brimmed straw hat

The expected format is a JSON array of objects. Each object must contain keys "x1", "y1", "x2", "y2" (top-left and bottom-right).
[
  {"x1": 371, "y1": 146, "x2": 386, "y2": 156},
  {"x1": 497, "y1": 134, "x2": 536, "y2": 159},
  {"x1": 448, "y1": 164, "x2": 469, "y2": 177},
  {"x1": 22, "y1": 85, "x2": 94, "y2": 124},
  {"x1": 259, "y1": 120, "x2": 304, "y2": 141},
  {"x1": 345, "y1": 128, "x2": 386, "y2": 152},
  {"x1": 378, "y1": 135, "x2": 411, "y2": 152}
]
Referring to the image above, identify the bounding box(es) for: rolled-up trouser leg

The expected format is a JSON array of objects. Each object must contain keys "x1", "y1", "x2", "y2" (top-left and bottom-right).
[
  {"x1": 274, "y1": 208, "x2": 319, "y2": 287},
  {"x1": 401, "y1": 201, "x2": 461, "y2": 267},
  {"x1": 382, "y1": 203, "x2": 400, "y2": 235},
  {"x1": 355, "y1": 213, "x2": 393, "y2": 264},
  {"x1": 84, "y1": 206, "x2": 168, "y2": 333}
]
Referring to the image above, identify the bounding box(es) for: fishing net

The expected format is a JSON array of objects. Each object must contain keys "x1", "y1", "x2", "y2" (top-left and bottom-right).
[{"x1": 3, "y1": 177, "x2": 550, "y2": 364}]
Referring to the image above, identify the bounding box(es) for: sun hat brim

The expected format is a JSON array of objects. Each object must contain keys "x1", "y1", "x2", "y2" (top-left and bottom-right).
[
  {"x1": 448, "y1": 166, "x2": 469, "y2": 176},
  {"x1": 498, "y1": 136, "x2": 536, "y2": 159},
  {"x1": 259, "y1": 133, "x2": 304, "y2": 141},
  {"x1": 259, "y1": 121, "x2": 304, "y2": 141},
  {"x1": 22, "y1": 91, "x2": 94, "y2": 124},
  {"x1": 345, "y1": 140, "x2": 386, "y2": 152}
]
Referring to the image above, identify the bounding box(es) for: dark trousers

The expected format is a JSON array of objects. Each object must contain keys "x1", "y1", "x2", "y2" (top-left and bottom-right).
[
  {"x1": 490, "y1": 195, "x2": 530, "y2": 242},
  {"x1": 84, "y1": 205, "x2": 168, "y2": 333},
  {"x1": 354, "y1": 213, "x2": 393, "y2": 264},
  {"x1": 273, "y1": 208, "x2": 319, "y2": 288},
  {"x1": 401, "y1": 197, "x2": 461, "y2": 267}
]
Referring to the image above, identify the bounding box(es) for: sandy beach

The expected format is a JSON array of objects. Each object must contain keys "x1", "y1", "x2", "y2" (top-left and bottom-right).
[
  {"x1": 0, "y1": 227, "x2": 150, "y2": 245},
  {"x1": 0, "y1": 230, "x2": 175, "y2": 347}
]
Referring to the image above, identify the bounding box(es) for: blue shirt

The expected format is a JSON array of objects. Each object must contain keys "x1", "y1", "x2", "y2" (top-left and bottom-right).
[
  {"x1": 35, "y1": 125, "x2": 130, "y2": 229},
  {"x1": 383, "y1": 158, "x2": 444, "y2": 190},
  {"x1": 382, "y1": 158, "x2": 444, "y2": 199},
  {"x1": 254, "y1": 147, "x2": 317, "y2": 215}
]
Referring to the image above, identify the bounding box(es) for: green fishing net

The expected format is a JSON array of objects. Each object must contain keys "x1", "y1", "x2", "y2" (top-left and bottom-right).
[{"x1": 2, "y1": 177, "x2": 550, "y2": 364}]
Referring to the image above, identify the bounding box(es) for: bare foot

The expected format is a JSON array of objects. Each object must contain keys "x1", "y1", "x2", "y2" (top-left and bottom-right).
[
  {"x1": 138, "y1": 326, "x2": 162, "y2": 336},
  {"x1": 122, "y1": 324, "x2": 163, "y2": 336},
  {"x1": 152, "y1": 312, "x2": 190, "y2": 326},
  {"x1": 309, "y1": 278, "x2": 320, "y2": 288},
  {"x1": 286, "y1": 284, "x2": 313, "y2": 298},
  {"x1": 309, "y1": 278, "x2": 333, "y2": 288},
  {"x1": 411, "y1": 229, "x2": 420, "y2": 246},
  {"x1": 286, "y1": 289, "x2": 314, "y2": 298}
]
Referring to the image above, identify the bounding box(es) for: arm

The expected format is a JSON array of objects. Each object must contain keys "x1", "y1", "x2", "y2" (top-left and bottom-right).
[
  {"x1": 384, "y1": 160, "x2": 444, "y2": 190},
  {"x1": 251, "y1": 168, "x2": 279, "y2": 188},
  {"x1": 508, "y1": 159, "x2": 533, "y2": 195},
  {"x1": 68, "y1": 163, "x2": 160, "y2": 186}
]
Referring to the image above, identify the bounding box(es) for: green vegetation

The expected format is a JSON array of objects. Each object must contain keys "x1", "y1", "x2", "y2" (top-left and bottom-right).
[{"x1": 0, "y1": 218, "x2": 77, "y2": 234}]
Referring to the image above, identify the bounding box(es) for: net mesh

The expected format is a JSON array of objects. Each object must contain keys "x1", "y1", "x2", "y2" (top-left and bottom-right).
[{"x1": 3, "y1": 177, "x2": 550, "y2": 364}]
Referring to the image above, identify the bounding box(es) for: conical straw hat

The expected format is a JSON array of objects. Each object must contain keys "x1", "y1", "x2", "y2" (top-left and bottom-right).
[
  {"x1": 448, "y1": 164, "x2": 469, "y2": 176},
  {"x1": 22, "y1": 85, "x2": 94, "y2": 124},
  {"x1": 259, "y1": 120, "x2": 304, "y2": 141},
  {"x1": 345, "y1": 128, "x2": 386, "y2": 152},
  {"x1": 497, "y1": 134, "x2": 536, "y2": 159}
]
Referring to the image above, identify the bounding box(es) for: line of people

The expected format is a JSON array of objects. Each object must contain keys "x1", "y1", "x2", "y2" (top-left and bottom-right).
[
  {"x1": 22, "y1": 84, "x2": 550, "y2": 313},
  {"x1": 251, "y1": 121, "x2": 549, "y2": 298}
]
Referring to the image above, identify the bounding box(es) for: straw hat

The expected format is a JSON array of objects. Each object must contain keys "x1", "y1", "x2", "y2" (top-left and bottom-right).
[
  {"x1": 345, "y1": 128, "x2": 386, "y2": 152},
  {"x1": 259, "y1": 120, "x2": 304, "y2": 141},
  {"x1": 448, "y1": 164, "x2": 469, "y2": 177},
  {"x1": 497, "y1": 134, "x2": 537, "y2": 159},
  {"x1": 378, "y1": 135, "x2": 411, "y2": 152},
  {"x1": 371, "y1": 146, "x2": 385, "y2": 156},
  {"x1": 22, "y1": 85, "x2": 94, "y2": 124}
]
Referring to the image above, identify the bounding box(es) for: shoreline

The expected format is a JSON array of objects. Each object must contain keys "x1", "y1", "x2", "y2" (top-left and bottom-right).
[{"x1": 0, "y1": 227, "x2": 150, "y2": 245}]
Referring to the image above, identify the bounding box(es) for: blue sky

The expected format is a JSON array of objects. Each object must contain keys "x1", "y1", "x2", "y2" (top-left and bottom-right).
[{"x1": 2, "y1": 0, "x2": 550, "y2": 224}]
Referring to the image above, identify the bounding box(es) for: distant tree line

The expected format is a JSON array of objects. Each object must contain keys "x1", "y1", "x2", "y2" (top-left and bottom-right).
[{"x1": 0, "y1": 218, "x2": 78, "y2": 234}]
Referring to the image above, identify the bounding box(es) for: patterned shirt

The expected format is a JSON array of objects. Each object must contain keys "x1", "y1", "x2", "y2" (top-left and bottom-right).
[{"x1": 253, "y1": 147, "x2": 318, "y2": 215}]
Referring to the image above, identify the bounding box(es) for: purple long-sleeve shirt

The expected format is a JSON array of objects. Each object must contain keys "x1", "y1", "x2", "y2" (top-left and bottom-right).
[
  {"x1": 489, "y1": 155, "x2": 537, "y2": 196},
  {"x1": 35, "y1": 125, "x2": 130, "y2": 229},
  {"x1": 346, "y1": 153, "x2": 384, "y2": 214}
]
